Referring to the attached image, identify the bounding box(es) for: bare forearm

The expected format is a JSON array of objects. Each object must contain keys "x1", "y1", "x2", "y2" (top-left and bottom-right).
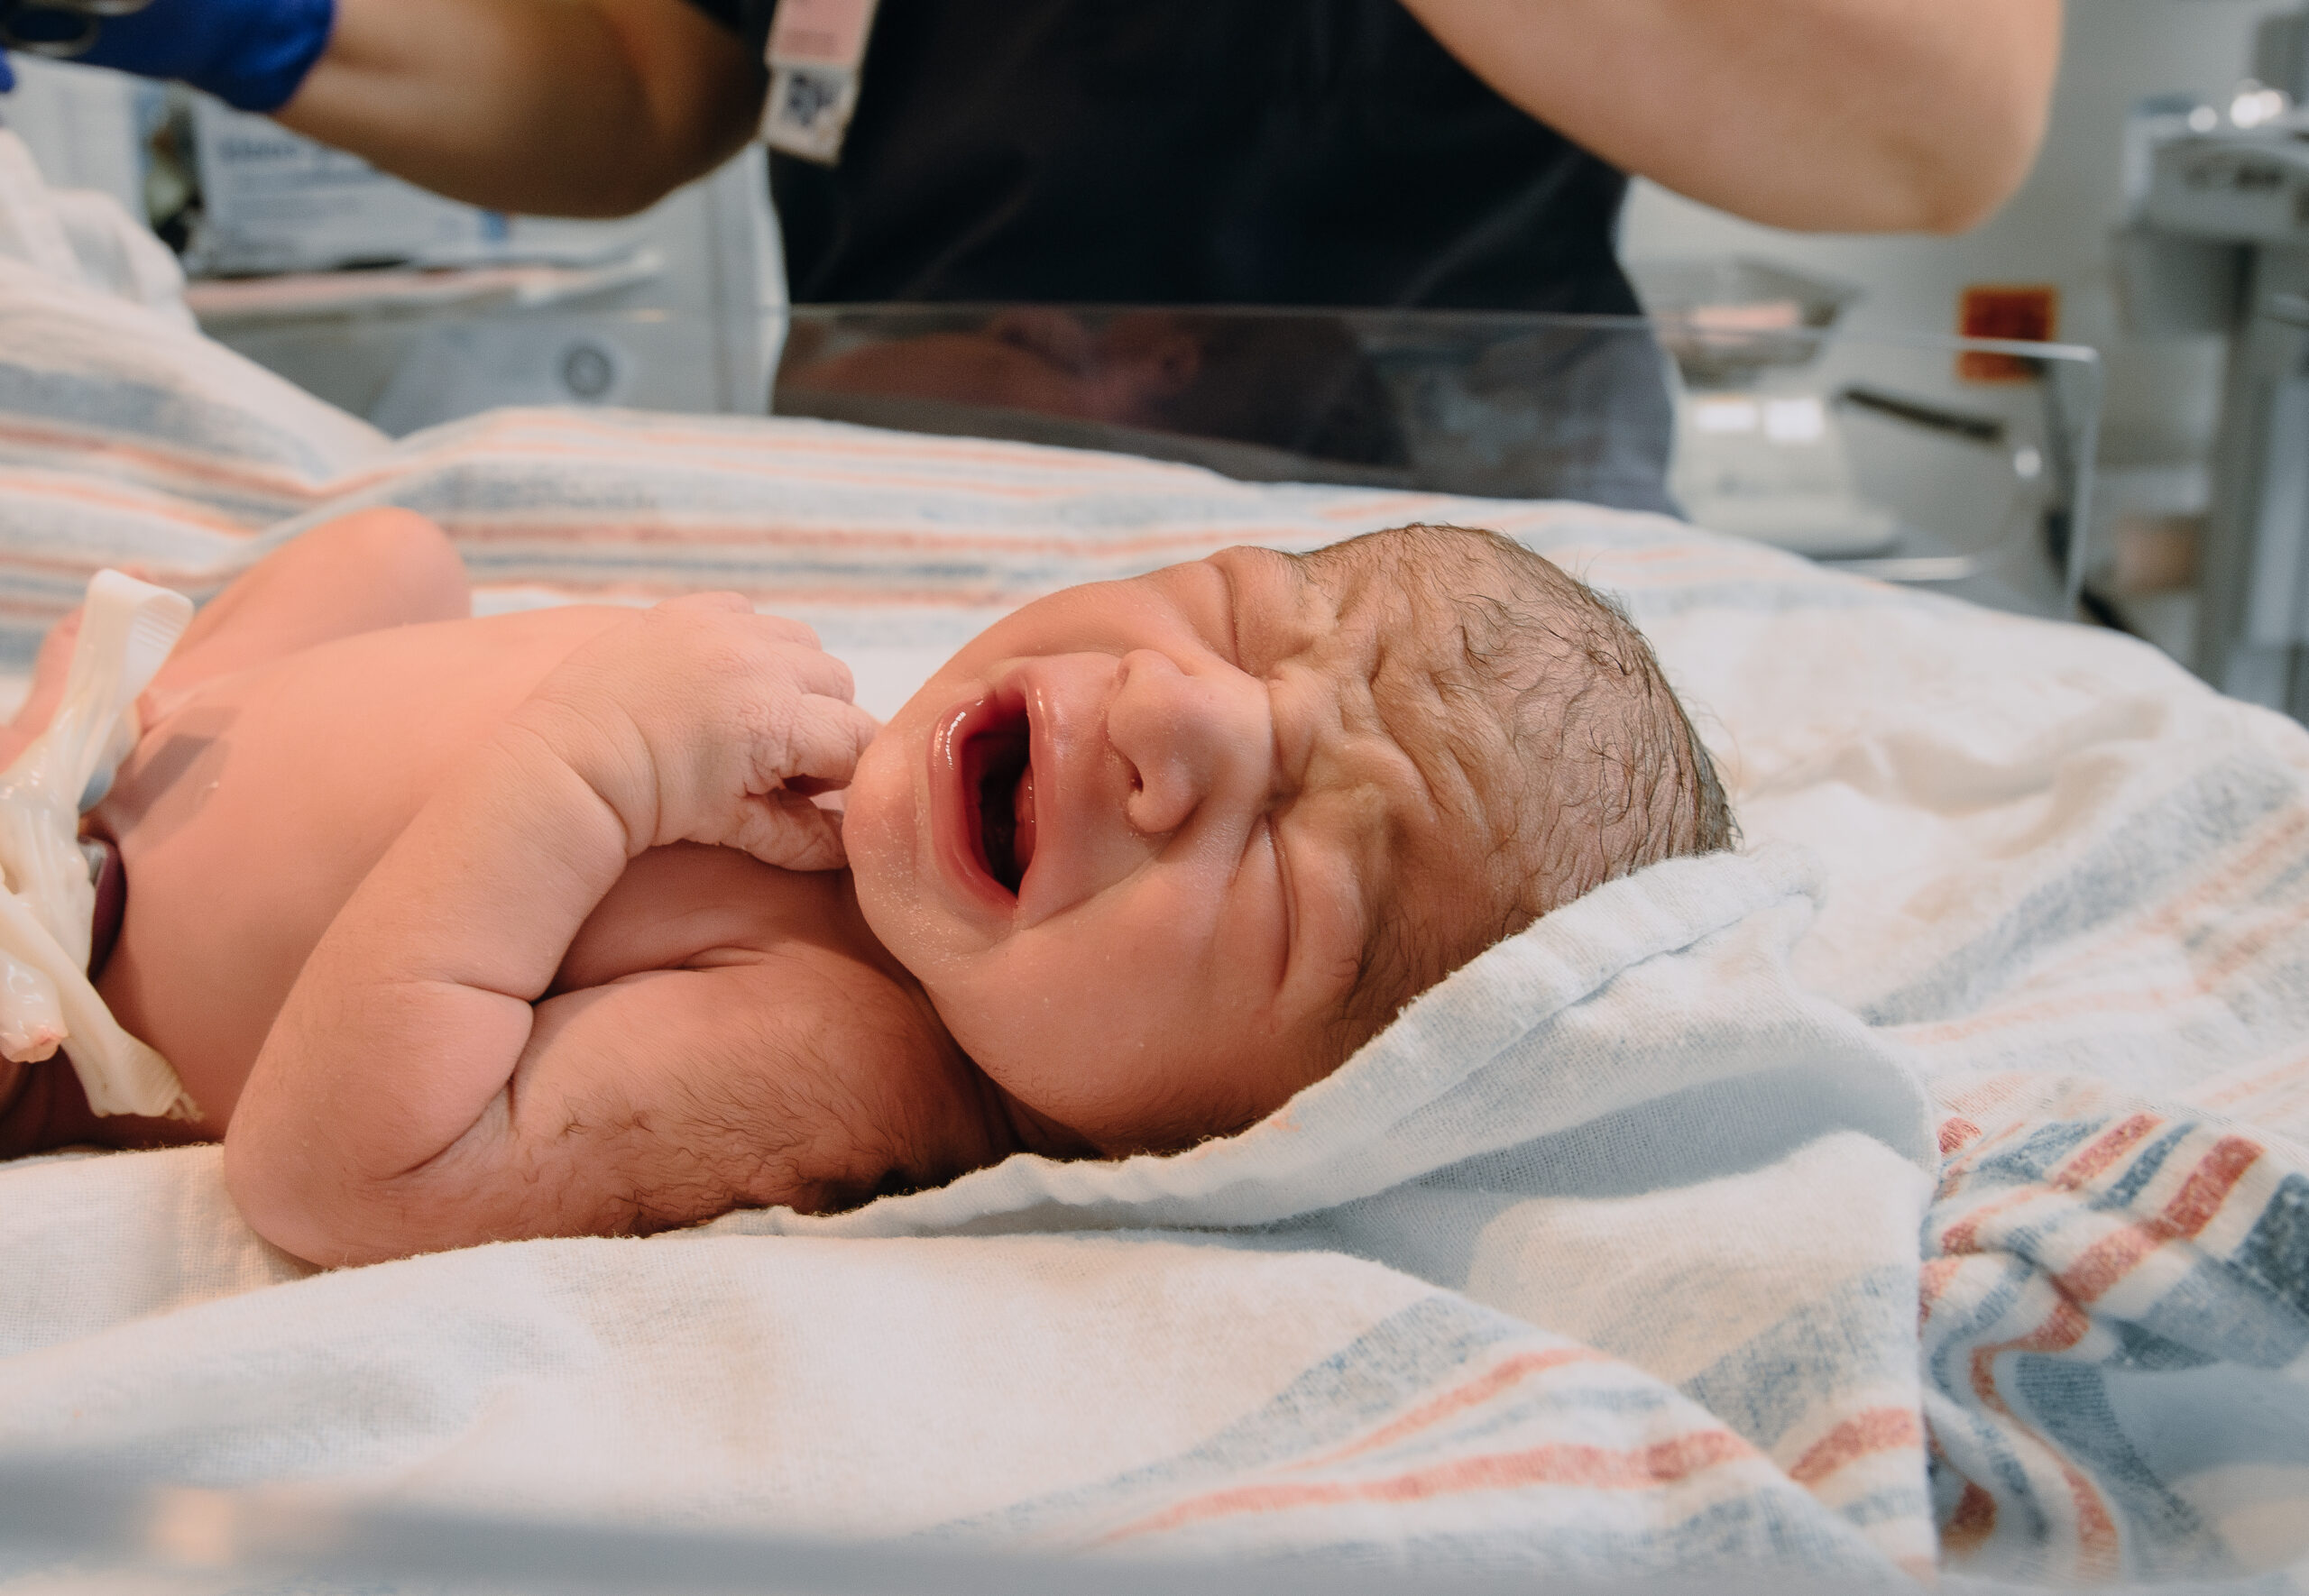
[
  {"x1": 224, "y1": 725, "x2": 630, "y2": 1262},
  {"x1": 274, "y1": 0, "x2": 762, "y2": 216},
  {"x1": 1402, "y1": 0, "x2": 2062, "y2": 234},
  {"x1": 223, "y1": 602, "x2": 872, "y2": 1264}
]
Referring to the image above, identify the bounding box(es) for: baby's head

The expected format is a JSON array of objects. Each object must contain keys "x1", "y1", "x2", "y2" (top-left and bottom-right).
[{"x1": 844, "y1": 525, "x2": 1734, "y2": 1157}]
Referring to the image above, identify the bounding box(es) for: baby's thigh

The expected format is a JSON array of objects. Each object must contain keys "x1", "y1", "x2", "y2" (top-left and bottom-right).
[{"x1": 157, "y1": 509, "x2": 471, "y2": 693}]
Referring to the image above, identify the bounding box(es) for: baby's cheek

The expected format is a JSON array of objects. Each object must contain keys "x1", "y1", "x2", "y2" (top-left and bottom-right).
[{"x1": 840, "y1": 766, "x2": 921, "y2": 921}]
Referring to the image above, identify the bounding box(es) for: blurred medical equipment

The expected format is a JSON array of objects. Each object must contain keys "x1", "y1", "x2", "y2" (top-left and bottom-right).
[
  {"x1": 1630, "y1": 258, "x2": 1898, "y2": 558},
  {"x1": 182, "y1": 105, "x2": 787, "y2": 430},
  {"x1": 0, "y1": 0, "x2": 152, "y2": 65},
  {"x1": 0, "y1": 50, "x2": 148, "y2": 215},
  {"x1": 2120, "y1": 4, "x2": 2309, "y2": 717},
  {"x1": 0, "y1": 62, "x2": 787, "y2": 430},
  {"x1": 775, "y1": 304, "x2": 2097, "y2": 619}
]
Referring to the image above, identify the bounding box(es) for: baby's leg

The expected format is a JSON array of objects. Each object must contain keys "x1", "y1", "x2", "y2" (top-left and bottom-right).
[
  {"x1": 157, "y1": 508, "x2": 471, "y2": 696},
  {"x1": 11, "y1": 509, "x2": 469, "y2": 742}
]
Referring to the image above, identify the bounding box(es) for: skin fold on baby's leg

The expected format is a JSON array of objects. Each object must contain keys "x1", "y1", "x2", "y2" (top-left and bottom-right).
[{"x1": 0, "y1": 509, "x2": 470, "y2": 1156}]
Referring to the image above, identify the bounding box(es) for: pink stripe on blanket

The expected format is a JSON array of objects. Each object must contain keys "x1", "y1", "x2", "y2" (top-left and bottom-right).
[
  {"x1": 2055, "y1": 1134, "x2": 2262, "y2": 1304},
  {"x1": 1103, "y1": 1428, "x2": 1759, "y2": 1542},
  {"x1": 0, "y1": 419, "x2": 336, "y2": 500},
  {"x1": 1936, "y1": 1114, "x2": 2163, "y2": 1258},
  {"x1": 1786, "y1": 1406, "x2": 1920, "y2": 1488},
  {"x1": 1289, "y1": 1347, "x2": 1608, "y2": 1469}
]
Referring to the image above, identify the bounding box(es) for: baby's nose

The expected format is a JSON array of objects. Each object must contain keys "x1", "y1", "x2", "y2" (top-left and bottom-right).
[{"x1": 1107, "y1": 649, "x2": 1256, "y2": 837}]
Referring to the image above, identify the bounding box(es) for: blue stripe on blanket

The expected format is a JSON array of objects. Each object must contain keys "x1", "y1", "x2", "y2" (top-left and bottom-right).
[
  {"x1": 928, "y1": 1293, "x2": 1531, "y2": 1543},
  {"x1": 2236, "y1": 1172, "x2": 2309, "y2": 1321},
  {"x1": 0, "y1": 369, "x2": 350, "y2": 488},
  {"x1": 1680, "y1": 1263, "x2": 1918, "y2": 1453},
  {"x1": 1865, "y1": 757, "x2": 2306, "y2": 1028}
]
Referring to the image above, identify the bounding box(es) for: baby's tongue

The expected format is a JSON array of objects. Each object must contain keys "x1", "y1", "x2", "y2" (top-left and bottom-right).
[{"x1": 1012, "y1": 761, "x2": 1038, "y2": 876}]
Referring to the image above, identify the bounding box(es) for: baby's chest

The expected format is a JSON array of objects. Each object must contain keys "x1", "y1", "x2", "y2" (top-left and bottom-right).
[{"x1": 101, "y1": 609, "x2": 622, "y2": 949}]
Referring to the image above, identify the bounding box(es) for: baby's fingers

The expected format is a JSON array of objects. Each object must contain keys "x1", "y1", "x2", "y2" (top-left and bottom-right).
[
  {"x1": 760, "y1": 638, "x2": 858, "y2": 707},
  {"x1": 731, "y1": 792, "x2": 850, "y2": 872},
  {"x1": 759, "y1": 693, "x2": 880, "y2": 793}
]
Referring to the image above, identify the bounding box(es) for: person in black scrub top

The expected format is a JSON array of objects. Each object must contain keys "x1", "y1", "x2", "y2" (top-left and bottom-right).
[
  {"x1": 695, "y1": 0, "x2": 1645, "y2": 316},
  {"x1": 64, "y1": 0, "x2": 2065, "y2": 293},
  {"x1": 696, "y1": 0, "x2": 1690, "y2": 504},
  {"x1": 26, "y1": 0, "x2": 2062, "y2": 500}
]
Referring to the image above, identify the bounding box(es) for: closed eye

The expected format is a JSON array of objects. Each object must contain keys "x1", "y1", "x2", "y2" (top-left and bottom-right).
[
  {"x1": 1214, "y1": 558, "x2": 1250, "y2": 670},
  {"x1": 1272, "y1": 818, "x2": 1298, "y2": 984}
]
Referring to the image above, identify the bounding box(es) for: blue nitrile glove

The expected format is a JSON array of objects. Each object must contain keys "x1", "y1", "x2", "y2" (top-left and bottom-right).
[{"x1": 1, "y1": 0, "x2": 334, "y2": 111}]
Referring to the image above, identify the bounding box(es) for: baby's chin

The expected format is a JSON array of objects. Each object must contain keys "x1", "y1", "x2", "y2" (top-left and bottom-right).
[
  {"x1": 951, "y1": 1019, "x2": 1302, "y2": 1160},
  {"x1": 839, "y1": 720, "x2": 960, "y2": 983},
  {"x1": 839, "y1": 747, "x2": 910, "y2": 917}
]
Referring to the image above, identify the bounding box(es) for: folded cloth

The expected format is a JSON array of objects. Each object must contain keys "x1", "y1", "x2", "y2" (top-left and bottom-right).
[{"x1": 0, "y1": 132, "x2": 190, "y2": 328}]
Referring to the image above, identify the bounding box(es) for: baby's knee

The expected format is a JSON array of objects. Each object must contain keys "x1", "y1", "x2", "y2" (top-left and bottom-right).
[{"x1": 305, "y1": 509, "x2": 468, "y2": 618}]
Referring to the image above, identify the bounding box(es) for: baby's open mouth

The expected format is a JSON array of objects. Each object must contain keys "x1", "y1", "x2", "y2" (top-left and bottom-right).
[{"x1": 964, "y1": 706, "x2": 1037, "y2": 895}]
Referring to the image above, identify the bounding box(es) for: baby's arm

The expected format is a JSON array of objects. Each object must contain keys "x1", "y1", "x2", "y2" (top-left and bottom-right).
[{"x1": 223, "y1": 596, "x2": 880, "y2": 1266}]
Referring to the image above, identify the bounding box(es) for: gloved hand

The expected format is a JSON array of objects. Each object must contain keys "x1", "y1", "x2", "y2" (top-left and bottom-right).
[{"x1": 0, "y1": 0, "x2": 334, "y2": 111}]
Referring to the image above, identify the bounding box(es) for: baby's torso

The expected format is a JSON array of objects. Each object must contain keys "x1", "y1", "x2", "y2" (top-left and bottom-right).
[{"x1": 77, "y1": 607, "x2": 924, "y2": 1142}]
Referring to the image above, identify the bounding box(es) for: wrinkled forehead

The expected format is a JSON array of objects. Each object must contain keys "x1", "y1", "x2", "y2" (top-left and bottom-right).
[
  {"x1": 1238, "y1": 537, "x2": 1500, "y2": 716},
  {"x1": 1216, "y1": 539, "x2": 1518, "y2": 874},
  {"x1": 1237, "y1": 537, "x2": 1543, "y2": 1041},
  {"x1": 1203, "y1": 540, "x2": 1451, "y2": 674},
  {"x1": 972, "y1": 537, "x2": 1447, "y2": 665}
]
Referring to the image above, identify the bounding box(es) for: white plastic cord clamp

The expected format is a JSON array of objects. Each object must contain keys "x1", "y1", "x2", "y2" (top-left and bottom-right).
[{"x1": 0, "y1": 570, "x2": 195, "y2": 1119}]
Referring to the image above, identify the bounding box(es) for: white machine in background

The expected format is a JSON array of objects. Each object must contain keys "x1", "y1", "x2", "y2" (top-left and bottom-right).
[
  {"x1": 0, "y1": 59, "x2": 787, "y2": 436},
  {"x1": 1633, "y1": 257, "x2": 1900, "y2": 561},
  {"x1": 2123, "y1": 5, "x2": 2309, "y2": 718},
  {"x1": 186, "y1": 103, "x2": 787, "y2": 433}
]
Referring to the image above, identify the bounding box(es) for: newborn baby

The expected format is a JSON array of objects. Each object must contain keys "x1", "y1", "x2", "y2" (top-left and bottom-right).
[{"x1": 0, "y1": 512, "x2": 1730, "y2": 1264}]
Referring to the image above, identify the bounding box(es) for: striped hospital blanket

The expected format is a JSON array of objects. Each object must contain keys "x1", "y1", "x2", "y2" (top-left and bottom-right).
[{"x1": 4, "y1": 141, "x2": 2309, "y2": 1591}]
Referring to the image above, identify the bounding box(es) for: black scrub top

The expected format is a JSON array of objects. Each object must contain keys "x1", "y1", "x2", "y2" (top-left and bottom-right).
[{"x1": 685, "y1": 0, "x2": 1642, "y2": 314}]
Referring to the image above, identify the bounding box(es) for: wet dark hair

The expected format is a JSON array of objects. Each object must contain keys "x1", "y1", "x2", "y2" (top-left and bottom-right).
[{"x1": 1299, "y1": 524, "x2": 1736, "y2": 1059}]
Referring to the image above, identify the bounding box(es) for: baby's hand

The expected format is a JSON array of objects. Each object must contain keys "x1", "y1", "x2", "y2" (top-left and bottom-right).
[{"x1": 513, "y1": 595, "x2": 879, "y2": 872}]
